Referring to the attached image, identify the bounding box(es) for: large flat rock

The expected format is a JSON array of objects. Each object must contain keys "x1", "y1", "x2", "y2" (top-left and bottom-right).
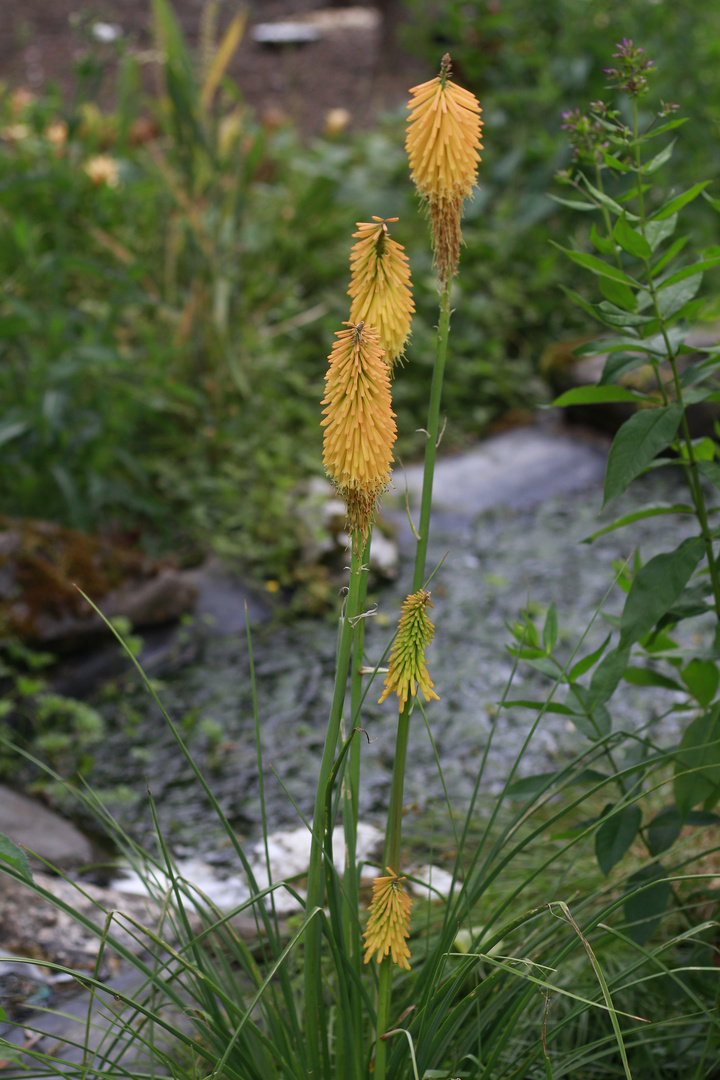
[
  {"x1": 0, "y1": 785, "x2": 92, "y2": 869},
  {"x1": 395, "y1": 424, "x2": 607, "y2": 519}
]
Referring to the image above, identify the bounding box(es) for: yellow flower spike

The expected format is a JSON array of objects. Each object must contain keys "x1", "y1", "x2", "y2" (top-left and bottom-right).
[
  {"x1": 363, "y1": 867, "x2": 412, "y2": 970},
  {"x1": 348, "y1": 217, "x2": 414, "y2": 369},
  {"x1": 321, "y1": 321, "x2": 397, "y2": 539},
  {"x1": 378, "y1": 589, "x2": 439, "y2": 711},
  {"x1": 406, "y1": 53, "x2": 483, "y2": 283}
]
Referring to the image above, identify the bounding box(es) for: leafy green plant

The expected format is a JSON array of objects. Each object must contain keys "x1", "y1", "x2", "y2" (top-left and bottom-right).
[{"x1": 0, "y1": 639, "x2": 104, "y2": 782}]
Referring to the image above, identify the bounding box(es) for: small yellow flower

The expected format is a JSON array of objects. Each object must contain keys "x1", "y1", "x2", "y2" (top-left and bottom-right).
[
  {"x1": 84, "y1": 154, "x2": 120, "y2": 188},
  {"x1": 348, "y1": 217, "x2": 414, "y2": 368},
  {"x1": 321, "y1": 322, "x2": 396, "y2": 538},
  {"x1": 378, "y1": 589, "x2": 439, "y2": 711},
  {"x1": 406, "y1": 54, "x2": 483, "y2": 283},
  {"x1": 363, "y1": 867, "x2": 412, "y2": 970}
]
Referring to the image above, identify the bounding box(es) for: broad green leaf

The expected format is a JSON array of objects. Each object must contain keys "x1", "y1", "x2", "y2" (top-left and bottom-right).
[
  {"x1": 503, "y1": 701, "x2": 576, "y2": 716},
  {"x1": 582, "y1": 178, "x2": 639, "y2": 220},
  {"x1": 650, "y1": 182, "x2": 710, "y2": 221},
  {"x1": 548, "y1": 194, "x2": 598, "y2": 212},
  {"x1": 552, "y1": 386, "x2": 646, "y2": 407},
  {"x1": 599, "y1": 275, "x2": 637, "y2": 310},
  {"x1": 523, "y1": 657, "x2": 562, "y2": 679},
  {"x1": 591, "y1": 222, "x2": 616, "y2": 255},
  {"x1": 574, "y1": 336, "x2": 640, "y2": 357},
  {"x1": 601, "y1": 150, "x2": 631, "y2": 172},
  {"x1": 624, "y1": 865, "x2": 671, "y2": 944},
  {"x1": 604, "y1": 404, "x2": 684, "y2": 505},
  {"x1": 659, "y1": 256, "x2": 720, "y2": 288},
  {"x1": 569, "y1": 634, "x2": 612, "y2": 682},
  {"x1": 642, "y1": 117, "x2": 688, "y2": 139},
  {"x1": 648, "y1": 806, "x2": 719, "y2": 855},
  {"x1": 596, "y1": 804, "x2": 642, "y2": 875},
  {"x1": 673, "y1": 705, "x2": 720, "y2": 817},
  {"x1": 657, "y1": 274, "x2": 703, "y2": 319},
  {"x1": 622, "y1": 666, "x2": 684, "y2": 691},
  {"x1": 543, "y1": 603, "x2": 558, "y2": 654},
  {"x1": 644, "y1": 213, "x2": 678, "y2": 252},
  {"x1": 0, "y1": 833, "x2": 33, "y2": 881},
  {"x1": 552, "y1": 244, "x2": 639, "y2": 286},
  {"x1": 613, "y1": 215, "x2": 652, "y2": 259},
  {"x1": 588, "y1": 647, "x2": 631, "y2": 709},
  {"x1": 595, "y1": 302, "x2": 655, "y2": 328},
  {"x1": 685, "y1": 436, "x2": 715, "y2": 461},
  {"x1": 647, "y1": 806, "x2": 682, "y2": 855},
  {"x1": 565, "y1": 685, "x2": 612, "y2": 739},
  {"x1": 582, "y1": 503, "x2": 694, "y2": 544},
  {"x1": 681, "y1": 658, "x2": 719, "y2": 707},
  {"x1": 559, "y1": 285, "x2": 608, "y2": 324},
  {"x1": 702, "y1": 191, "x2": 720, "y2": 213},
  {"x1": 618, "y1": 536, "x2": 705, "y2": 650},
  {"x1": 651, "y1": 234, "x2": 691, "y2": 276},
  {"x1": 644, "y1": 138, "x2": 676, "y2": 175},
  {"x1": 600, "y1": 351, "x2": 653, "y2": 384}
]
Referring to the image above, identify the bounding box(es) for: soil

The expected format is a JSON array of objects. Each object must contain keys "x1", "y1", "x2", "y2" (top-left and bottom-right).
[{"x1": 0, "y1": 1, "x2": 430, "y2": 135}]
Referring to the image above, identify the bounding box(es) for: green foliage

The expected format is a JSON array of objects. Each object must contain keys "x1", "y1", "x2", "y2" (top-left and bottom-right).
[
  {"x1": 0, "y1": 4, "x2": 537, "y2": 591},
  {"x1": 0, "y1": 639, "x2": 105, "y2": 781}
]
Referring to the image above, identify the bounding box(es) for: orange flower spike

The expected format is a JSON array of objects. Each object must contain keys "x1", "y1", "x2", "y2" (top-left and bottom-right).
[
  {"x1": 406, "y1": 54, "x2": 483, "y2": 283},
  {"x1": 348, "y1": 217, "x2": 414, "y2": 369},
  {"x1": 363, "y1": 867, "x2": 413, "y2": 970},
  {"x1": 378, "y1": 589, "x2": 440, "y2": 711},
  {"x1": 321, "y1": 322, "x2": 397, "y2": 538}
]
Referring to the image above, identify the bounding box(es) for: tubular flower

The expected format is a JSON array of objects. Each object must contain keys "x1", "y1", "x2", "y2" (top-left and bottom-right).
[
  {"x1": 363, "y1": 867, "x2": 412, "y2": 970},
  {"x1": 348, "y1": 217, "x2": 414, "y2": 369},
  {"x1": 321, "y1": 322, "x2": 396, "y2": 539},
  {"x1": 406, "y1": 54, "x2": 483, "y2": 283},
  {"x1": 378, "y1": 589, "x2": 439, "y2": 711}
]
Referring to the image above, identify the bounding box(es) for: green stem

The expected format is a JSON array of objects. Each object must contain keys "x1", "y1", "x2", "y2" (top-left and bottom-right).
[
  {"x1": 343, "y1": 535, "x2": 371, "y2": 1037},
  {"x1": 413, "y1": 278, "x2": 453, "y2": 593},
  {"x1": 375, "y1": 276, "x2": 454, "y2": 1080},
  {"x1": 304, "y1": 534, "x2": 366, "y2": 1078},
  {"x1": 630, "y1": 100, "x2": 720, "y2": 618}
]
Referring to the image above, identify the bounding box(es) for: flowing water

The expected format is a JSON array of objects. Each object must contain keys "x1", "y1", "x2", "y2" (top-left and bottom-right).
[{"x1": 83, "y1": 422, "x2": 709, "y2": 862}]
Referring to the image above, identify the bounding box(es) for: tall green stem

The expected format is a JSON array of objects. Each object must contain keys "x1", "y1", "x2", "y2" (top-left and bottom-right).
[
  {"x1": 304, "y1": 535, "x2": 366, "y2": 1078},
  {"x1": 412, "y1": 279, "x2": 453, "y2": 593},
  {"x1": 630, "y1": 99, "x2": 720, "y2": 618},
  {"x1": 375, "y1": 276, "x2": 453, "y2": 1080}
]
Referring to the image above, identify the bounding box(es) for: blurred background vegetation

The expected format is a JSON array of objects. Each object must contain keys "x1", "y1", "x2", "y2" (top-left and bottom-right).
[{"x1": 1, "y1": 0, "x2": 720, "y2": 597}]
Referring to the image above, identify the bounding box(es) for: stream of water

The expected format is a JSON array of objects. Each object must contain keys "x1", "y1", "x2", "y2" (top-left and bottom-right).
[{"x1": 80, "y1": 422, "x2": 709, "y2": 863}]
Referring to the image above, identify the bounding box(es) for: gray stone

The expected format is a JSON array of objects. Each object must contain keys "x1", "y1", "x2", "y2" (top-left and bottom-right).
[
  {"x1": 392, "y1": 423, "x2": 607, "y2": 524},
  {"x1": 0, "y1": 786, "x2": 92, "y2": 869}
]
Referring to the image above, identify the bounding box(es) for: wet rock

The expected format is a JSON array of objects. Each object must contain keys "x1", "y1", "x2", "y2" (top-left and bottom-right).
[
  {"x1": 113, "y1": 823, "x2": 385, "y2": 917},
  {"x1": 0, "y1": 786, "x2": 92, "y2": 870},
  {"x1": 295, "y1": 477, "x2": 399, "y2": 582},
  {"x1": 0, "y1": 517, "x2": 197, "y2": 651},
  {"x1": 0, "y1": 870, "x2": 161, "y2": 972},
  {"x1": 392, "y1": 422, "x2": 608, "y2": 535}
]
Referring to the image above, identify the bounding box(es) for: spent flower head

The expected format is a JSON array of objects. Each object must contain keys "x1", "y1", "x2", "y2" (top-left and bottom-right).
[
  {"x1": 604, "y1": 39, "x2": 655, "y2": 97},
  {"x1": 348, "y1": 218, "x2": 414, "y2": 369},
  {"x1": 321, "y1": 321, "x2": 396, "y2": 540},
  {"x1": 406, "y1": 54, "x2": 483, "y2": 284},
  {"x1": 363, "y1": 867, "x2": 412, "y2": 970},
  {"x1": 378, "y1": 589, "x2": 439, "y2": 711}
]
